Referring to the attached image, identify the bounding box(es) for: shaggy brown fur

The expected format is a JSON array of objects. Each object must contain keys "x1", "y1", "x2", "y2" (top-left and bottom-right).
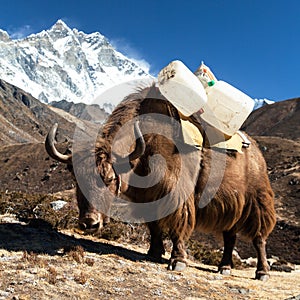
[
  {"x1": 46, "y1": 84, "x2": 276, "y2": 280},
  {"x1": 93, "y1": 85, "x2": 276, "y2": 279}
]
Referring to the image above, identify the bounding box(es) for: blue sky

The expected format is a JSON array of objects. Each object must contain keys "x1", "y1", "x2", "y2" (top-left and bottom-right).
[{"x1": 0, "y1": 0, "x2": 299, "y2": 102}]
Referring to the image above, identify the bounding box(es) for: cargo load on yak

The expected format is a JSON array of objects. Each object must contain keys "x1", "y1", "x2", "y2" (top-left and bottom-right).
[
  {"x1": 157, "y1": 60, "x2": 254, "y2": 137},
  {"x1": 157, "y1": 60, "x2": 254, "y2": 152}
]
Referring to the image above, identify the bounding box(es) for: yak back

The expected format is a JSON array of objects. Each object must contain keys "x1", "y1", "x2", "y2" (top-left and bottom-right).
[{"x1": 101, "y1": 84, "x2": 181, "y2": 141}]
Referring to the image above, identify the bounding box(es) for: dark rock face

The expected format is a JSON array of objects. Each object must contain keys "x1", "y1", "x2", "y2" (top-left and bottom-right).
[
  {"x1": 242, "y1": 98, "x2": 300, "y2": 141},
  {"x1": 50, "y1": 100, "x2": 108, "y2": 123},
  {"x1": 0, "y1": 79, "x2": 99, "y2": 145},
  {"x1": 0, "y1": 79, "x2": 73, "y2": 144}
]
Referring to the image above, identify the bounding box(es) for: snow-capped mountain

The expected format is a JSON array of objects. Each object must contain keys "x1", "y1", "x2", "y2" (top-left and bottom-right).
[
  {"x1": 253, "y1": 98, "x2": 275, "y2": 110},
  {"x1": 0, "y1": 20, "x2": 153, "y2": 111},
  {"x1": 0, "y1": 19, "x2": 274, "y2": 114}
]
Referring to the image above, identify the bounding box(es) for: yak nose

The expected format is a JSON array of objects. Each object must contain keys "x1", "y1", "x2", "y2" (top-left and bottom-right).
[{"x1": 78, "y1": 217, "x2": 102, "y2": 233}]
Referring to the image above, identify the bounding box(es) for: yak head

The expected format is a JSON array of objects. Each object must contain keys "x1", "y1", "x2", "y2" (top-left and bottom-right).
[{"x1": 45, "y1": 122, "x2": 145, "y2": 234}]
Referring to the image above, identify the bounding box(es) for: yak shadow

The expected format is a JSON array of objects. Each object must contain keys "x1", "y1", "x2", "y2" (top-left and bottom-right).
[{"x1": 0, "y1": 219, "x2": 168, "y2": 264}]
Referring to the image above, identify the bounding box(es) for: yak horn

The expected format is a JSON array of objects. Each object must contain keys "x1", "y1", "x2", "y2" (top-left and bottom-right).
[
  {"x1": 129, "y1": 121, "x2": 146, "y2": 161},
  {"x1": 114, "y1": 121, "x2": 146, "y2": 164},
  {"x1": 45, "y1": 123, "x2": 72, "y2": 164}
]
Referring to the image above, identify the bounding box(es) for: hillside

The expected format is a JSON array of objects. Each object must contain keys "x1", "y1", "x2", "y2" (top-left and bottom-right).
[
  {"x1": 241, "y1": 97, "x2": 300, "y2": 228},
  {"x1": 242, "y1": 97, "x2": 300, "y2": 141},
  {"x1": 0, "y1": 143, "x2": 74, "y2": 194},
  {"x1": 0, "y1": 78, "x2": 99, "y2": 146},
  {"x1": 49, "y1": 99, "x2": 108, "y2": 123}
]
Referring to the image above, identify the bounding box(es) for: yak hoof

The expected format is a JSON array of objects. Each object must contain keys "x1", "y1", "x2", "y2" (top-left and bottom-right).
[
  {"x1": 167, "y1": 260, "x2": 187, "y2": 272},
  {"x1": 219, "y1": 266, "x2": 231, "y2": 275},
  {"x1": 255, "y1": 272, "x2": 270, "y2": 281},
  {"x1": 219, "y1": 266, "x2": 231, "y2": 276}
]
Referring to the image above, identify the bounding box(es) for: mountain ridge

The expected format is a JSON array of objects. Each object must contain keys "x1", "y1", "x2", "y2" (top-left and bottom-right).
[
  {"x1": 0, "y1": 19, "x2": 152, "y2": 110},
  {"x1": 242, "y1": 97, "x2": 300, "y2": 141}
]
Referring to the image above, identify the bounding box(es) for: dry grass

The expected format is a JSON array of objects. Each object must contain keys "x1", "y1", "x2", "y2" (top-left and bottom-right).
[{"x1": 0, "y1": 214, "x2": 299, "y2": 300}]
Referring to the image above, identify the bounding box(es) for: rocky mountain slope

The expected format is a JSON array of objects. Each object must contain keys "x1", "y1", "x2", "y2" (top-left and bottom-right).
[
  {"x1": 49, "y1": 99, "x2": 108, "y2": 123},
  {"x1": 242, "y1": 98, "x2": 300, "y2": 227},
  {"x1": 0, "y1": 78, "x2": 100, "y2": 146},
  {"x1": 242, "y1": 97, "x2": 300, "y2": 141},
  {"x1": 0, "y1": 19, "x2": 152, "y2": 109}
]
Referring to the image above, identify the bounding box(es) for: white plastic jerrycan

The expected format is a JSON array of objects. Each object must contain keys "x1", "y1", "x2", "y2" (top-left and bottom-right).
[
  {"x1": 157, "y1": 60, "x2": 208, "y2": 117},
  {"x1": 195, "y1": 62, "x2": 255, "y2": 136}
]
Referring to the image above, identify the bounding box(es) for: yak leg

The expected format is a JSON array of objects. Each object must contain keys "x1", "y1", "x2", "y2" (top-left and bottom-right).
[
  {"x1": 219, "y1": 230, "x2": 236, "y2": 275},
  {"x1": 147, "y1": 221, "x2": 165, "y2": 261},
  {"x1": 167, "y1": 203, "x2": 195, "y2": 271},
  {"x1": 253, "y1": 234, "x2": 270, "y2": 281},
  {"x1": 167, "y1": 231, "x2": 189, "y2": 272},
  {"x1": 168, "y1": 218, "x2": 195, "y2": 270}
]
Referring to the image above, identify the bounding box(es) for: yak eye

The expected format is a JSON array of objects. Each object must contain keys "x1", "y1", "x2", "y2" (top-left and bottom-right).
[{"x1": 105, "y1": 176, "x2": 115, "y2": 184}]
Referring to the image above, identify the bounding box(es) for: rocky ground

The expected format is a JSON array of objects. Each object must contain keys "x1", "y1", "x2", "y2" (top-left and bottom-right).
[{"x1": 0, "y1": 213, "x2": 299, "y2": 300}]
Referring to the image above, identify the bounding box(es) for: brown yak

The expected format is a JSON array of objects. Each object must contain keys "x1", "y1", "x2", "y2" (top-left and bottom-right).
[{"x1": 45, "y1": 85, "x2": 276, "y2": 280}]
